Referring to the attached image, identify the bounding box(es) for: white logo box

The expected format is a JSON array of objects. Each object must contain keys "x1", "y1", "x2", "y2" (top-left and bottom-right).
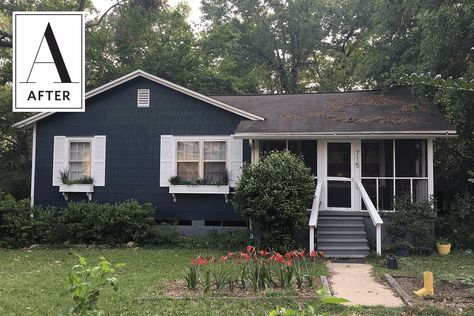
[{"x1": 13, "y1": 12, "x2": 85, "y2": 112}]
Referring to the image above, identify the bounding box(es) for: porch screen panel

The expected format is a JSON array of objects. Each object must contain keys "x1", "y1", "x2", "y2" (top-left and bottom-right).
[
  {"x1": 413, "y1": 179, "x2": 428, "y2": 202},
  {"x1": 361, "y1": 140, "x2": 393, "y2": 177},
  {"x1": 395, "y1": 140, "x2": 427, "y2": 177},
  {"x1": 327, "y1": 143, "x2": 351, "y2": 177},
  {"x1": 259, "y1": 140, "x2": 286, "y2": 156},
  {"x1": 327, "y1": 181, "x2": 351, "y2": 208},
  {"x1": 361, "y1": 179, "x2": 376, "y2": 210},
  {"x1": 378, "y1": 179, "x2": 394, "y2": 210}
]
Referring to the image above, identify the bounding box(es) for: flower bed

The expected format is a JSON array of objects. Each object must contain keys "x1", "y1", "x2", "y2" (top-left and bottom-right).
[{"x1": 183, "y1": 246, "x2": 326, "y2": 294}]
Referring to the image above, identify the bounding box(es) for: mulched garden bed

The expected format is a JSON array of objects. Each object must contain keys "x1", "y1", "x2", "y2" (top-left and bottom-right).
[
  {"x1": 393, "y1": 276, "x2": 474, "y2": 309},
  {"x1": 137, "y1": 279, "x2": 322, "y2": 301}
]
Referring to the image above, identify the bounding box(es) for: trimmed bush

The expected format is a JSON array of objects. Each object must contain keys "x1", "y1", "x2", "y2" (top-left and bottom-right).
[
  {"x1": 387, "y1": 195, "x2": 436, "y2": 250},
  {"x1": 233, "y1": 151, "x2": 315, "y2": 250},
  {"x1": 0, "y1": 195, "x2": 156, "y2": 247},
  {"x1": 438, "y1": 191, "x2": 474, "y2": 248},
  {"x1": 60, "y1": 200, "x2": 156, "y2": 244},
  {"x1": 0, "y1": 194, "x2": 33, "y2": 248}
]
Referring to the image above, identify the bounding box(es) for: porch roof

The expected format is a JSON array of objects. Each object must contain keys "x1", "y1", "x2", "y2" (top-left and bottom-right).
[{"x1": 211, "y1": 87, "x2": 456, "y2": 138}]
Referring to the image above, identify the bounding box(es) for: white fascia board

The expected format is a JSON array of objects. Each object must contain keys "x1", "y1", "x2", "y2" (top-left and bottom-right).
[
  {"x1": 13, "y1": 70, "x2": 265, "y2": 129},
  {"x1": 234, "y1": 130, "x2": 457, "y2": 139}
]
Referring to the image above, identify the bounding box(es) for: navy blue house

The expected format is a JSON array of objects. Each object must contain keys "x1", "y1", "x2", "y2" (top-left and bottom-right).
[{"x1": 15, "y1": 70, "x2": 456, "y2": 257}]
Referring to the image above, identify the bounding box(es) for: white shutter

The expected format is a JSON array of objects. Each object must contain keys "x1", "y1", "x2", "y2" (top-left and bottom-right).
[
  {"x1": 52, "y1": 136, "x2": 67, "y2": 186},
  {"x1": 229, "y1": 135, "x2": 243, "y2": 187},
  {"x1": 160, "y1": 135, "x2": 175, "y2": 187},
  {"x1": 92, "y1": 136, "x2": 106, "y2": 186},
  {"x1": 137, "y1": 89, "x2": 150, "y2": 107}
]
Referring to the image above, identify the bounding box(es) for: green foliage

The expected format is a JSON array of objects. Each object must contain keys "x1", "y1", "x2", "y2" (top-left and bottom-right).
[
  {"x1": 438, "y1": 191, "x2": 474, "y2": 249},
  {"x1": 233, "y1": 151, "x2": 314, "y2": 249},
  {"x1": 0, "y1": 194, "x2": 33, "y2": 248},
  {"x1": 387, "y1": 195, "x2": 436, "y2": 249},
  {"x1": 168, "y1": 172, "x2": 229, "y2": 186},
  {"x1": 0, "y1": 195, "x2": 156, "y2": 247},
  {"x1": 59, "y1": 200, "x2": 156, "y2": 245},
  {"x1": 59, "y1": 168, "x2": 94, "y2": 185},
  {"x1": 62, "y1": 254, "x2": 124, "y2": 315}
]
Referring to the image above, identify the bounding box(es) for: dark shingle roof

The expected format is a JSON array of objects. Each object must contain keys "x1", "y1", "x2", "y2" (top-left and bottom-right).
[{"x1": 210, "y1": 88, "x2": 455, "y2": 135}]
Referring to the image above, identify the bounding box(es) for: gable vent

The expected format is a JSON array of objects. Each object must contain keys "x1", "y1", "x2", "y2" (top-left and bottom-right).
[{"x1": 137, "y1": 89, "x2": 150, "y2": 107}]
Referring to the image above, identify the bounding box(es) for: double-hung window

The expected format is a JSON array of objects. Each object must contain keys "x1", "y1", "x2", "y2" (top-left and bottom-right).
[
  {"x1": 176, "y1": 140, "x2": 227, "y2": 183},
  {"x1": 69, "y1": 141, "x2": 92, "y2": 180},
  {"x1": 177, "y1": 141, "x2": 200, "y2": 181}
]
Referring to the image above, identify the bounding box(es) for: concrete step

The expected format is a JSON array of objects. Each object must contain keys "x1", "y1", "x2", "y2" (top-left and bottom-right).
[
  {"x1": 317, "y1": 230, "x2": 367, "y2": 239},
  {"x1": 317, "y1": 245, "x2": 370, "y2": 258},
  {"x1": 318, "y1": 217, "x2": 364, "y2": 225},
  {"x1": 317, "y1": 223, "x2": 365, "y2": 232},
  {"x1": 318, "y1": 239, "x2": 369, "y2": 248},
  {"x1": 318, "y1": 216, "x2": 364, "y2": 221}
]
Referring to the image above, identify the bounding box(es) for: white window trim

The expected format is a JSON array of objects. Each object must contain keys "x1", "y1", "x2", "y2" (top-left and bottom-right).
[{"x1": 174, "y1": 136, "x2": 230, "y2": 180}]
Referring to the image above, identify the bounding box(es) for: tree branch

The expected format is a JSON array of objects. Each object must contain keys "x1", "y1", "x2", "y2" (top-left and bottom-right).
[{"x1": 86, "y1": 0, "x2": 127, "y2": 28}]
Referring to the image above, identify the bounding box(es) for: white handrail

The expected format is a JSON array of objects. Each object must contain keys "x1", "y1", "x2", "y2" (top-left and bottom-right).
[
  {"x1": 356, "y1": 180, "x2": 383, "y2": 255},
  {"x1": 308, "y1": 181, "x2": 322, "y2": 252},
  {"x1": 309, "y1": 181, "x2": 322, "y2": 227}
]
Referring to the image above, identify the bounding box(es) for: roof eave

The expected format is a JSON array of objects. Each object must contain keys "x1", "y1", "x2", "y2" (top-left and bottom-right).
[
  {"x1": 234, "y1": 130, "x2": 457, "y2": 139},
  {"x1": 13, "y1": 69, "x2": 265, "y2": 129}
]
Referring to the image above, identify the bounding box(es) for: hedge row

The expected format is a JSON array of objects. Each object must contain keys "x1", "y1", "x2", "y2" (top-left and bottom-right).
[{"x1": 0, "y1": 194, "x2": 156, "y2": 248}]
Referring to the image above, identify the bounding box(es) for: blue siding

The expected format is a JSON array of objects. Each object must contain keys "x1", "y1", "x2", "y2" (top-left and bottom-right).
[{"x1": 34, "y1": 77, "x2": 250, "y2": 221}]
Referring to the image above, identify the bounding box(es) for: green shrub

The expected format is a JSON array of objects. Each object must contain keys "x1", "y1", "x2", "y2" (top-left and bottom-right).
[
  {"x1": 60, "y1": 200, "x2": 156, "y2": 244},
  {"x1": 438, "y1": 191, "x2": 474, "y2": 248},
  {"x1": 0, "y1": 194, "x2": 32, "y2": 248},
  {"x1": 233, "y1": 151, "x2": 315, "y2": 250},
  {"x1": 387, "y1": 195, "x2": 436, "y2": 249}
]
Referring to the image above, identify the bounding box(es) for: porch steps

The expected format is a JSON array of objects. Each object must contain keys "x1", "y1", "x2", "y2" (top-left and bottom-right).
[{"x1": 316, "y1": 213, "x2": 369, "y2": 258}]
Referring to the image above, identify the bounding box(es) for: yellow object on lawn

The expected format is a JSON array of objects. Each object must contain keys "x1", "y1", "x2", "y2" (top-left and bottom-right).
[
  {"x1": 414, "y1": 271, "x2": 434, "y2": 297},
  {"x1": 436, "y1": 242, "x2": 451, "y2": 256}
]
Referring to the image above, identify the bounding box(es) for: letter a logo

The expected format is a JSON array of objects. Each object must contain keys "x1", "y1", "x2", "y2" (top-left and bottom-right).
[{"x1": 26, "y1": 23, "x2": 72, "y2": 83}]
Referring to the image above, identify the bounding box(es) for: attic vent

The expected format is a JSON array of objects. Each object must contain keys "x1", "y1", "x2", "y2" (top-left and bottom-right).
[{"x1": 137, "y1": 89, "x2": 150, "y2": 107}]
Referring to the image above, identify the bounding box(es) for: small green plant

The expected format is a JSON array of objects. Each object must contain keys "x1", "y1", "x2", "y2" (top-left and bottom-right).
[
  {"x1": 437, "y1": 237, "x2": 450, "y2": 245},
  {"x1": 59, "y1": 168, "x2": 94, "y2": 185},
  {"x1": 62, "y1": 254, "x2": 124, "y2": 315},
  {"x1": 184, "y1": 265, "x2": 199, "y2": 291},
  {"x1": 168, "y1": 170, "x2": 230, "y2": 186}
]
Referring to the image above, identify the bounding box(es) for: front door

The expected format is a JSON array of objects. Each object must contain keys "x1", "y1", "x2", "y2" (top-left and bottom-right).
[{"x1": 326, "y1": 141, "x2": 353, "y2": 210}]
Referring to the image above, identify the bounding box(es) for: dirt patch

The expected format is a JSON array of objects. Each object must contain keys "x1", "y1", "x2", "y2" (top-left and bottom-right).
[
  {"x1": 137, "y1": 279, "x2": 322, "y2": 301},
  {"x1": 394, "y1": 276, "x2": 474, "y2": 309}
]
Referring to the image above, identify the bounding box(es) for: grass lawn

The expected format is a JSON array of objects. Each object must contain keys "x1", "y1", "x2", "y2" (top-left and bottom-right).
[
  {"x1": 0, "y1": 247, "x2": 472, "y2": 315},
  {"x1": 368, "y1": 250, "x2": 474, "y2": 282}
]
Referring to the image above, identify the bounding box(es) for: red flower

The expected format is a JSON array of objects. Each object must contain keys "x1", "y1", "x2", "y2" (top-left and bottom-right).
[
  {"x1": 227, "y1": 252, "x2": 235, "y2": 257},
  {"x1": 191, "y1": 257, "x2": 196, "y2": 265},
  {"x1": 196, "y1": 256, "x2": 208, "y2": 266},
  {"x1": 298, "y1": 250, "x2": 305, "y2": 258},
  {"x1": 246, "y1": 245, "x2": 255, "y2": 253},
  {"x1": 319, "y1": 251, "x2": 325, "y2": 257},
  {"x1": 286, "y1": 259, "x2": 293, "y2": 267},
  {"x1": 272, "y1": 252, "x2": 285, "y2": 263},
  {"x1": 309, "y1": 250, "x2": 318, "y2": 258},
  {"x1": 220, "y1": 256, "x2": 228, "y2": 263},
  {"x1": 240, "y1": 252, "x2": 251, "y2": 261},
  {"x1": 259, "y1": 250, "x2": 270, "y2": 256}
]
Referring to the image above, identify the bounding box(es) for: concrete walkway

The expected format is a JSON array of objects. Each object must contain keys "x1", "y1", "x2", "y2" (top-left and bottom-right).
[{"x1": 326, "y1": 262, "x2": 404, "y2": 307}]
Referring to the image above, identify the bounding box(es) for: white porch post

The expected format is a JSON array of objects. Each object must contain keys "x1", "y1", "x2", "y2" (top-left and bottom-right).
[
  {"x1": 376, "y1": 224, "x2": 382, "y2": 256},
  {"x1": 427, "y1": 138, "x2": 434, "y2": 197},
  {"x1": 309, "y1": 226, "x2": 315, "y2": 252}
]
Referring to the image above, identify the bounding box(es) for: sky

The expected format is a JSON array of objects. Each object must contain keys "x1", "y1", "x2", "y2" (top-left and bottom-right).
[{"x1": 92, "y1": 0, "x2": 203, "y2": 28}]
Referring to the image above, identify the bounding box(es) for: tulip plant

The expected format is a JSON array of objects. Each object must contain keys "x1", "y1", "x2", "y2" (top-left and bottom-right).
[{"x1": 184, "y1": 246, "x2": 325, "y2": 293}]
